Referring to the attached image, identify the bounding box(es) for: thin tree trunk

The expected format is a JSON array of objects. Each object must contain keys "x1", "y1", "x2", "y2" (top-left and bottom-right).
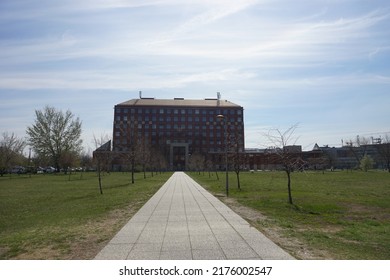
[
  {"x1": 131, "y1": 158, "x2": 135, "y2": 184},
  {"x1": 236, "y1": 171, "x2": 241, "y2": 190},
  {"x1": 98, "y1": 169, "x2": 103, "y2": 195},
  {"x1": 286, "y1": 170, "x2": 293, "y2": 204}
]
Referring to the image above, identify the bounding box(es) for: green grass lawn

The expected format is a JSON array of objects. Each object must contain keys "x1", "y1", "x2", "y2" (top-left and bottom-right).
[
  {"x1": 0, "y1": 172, "x2": 172, "y2": 259},
  {"x1": 189, "y1": 170, "x2": 390, "y2": 259}
]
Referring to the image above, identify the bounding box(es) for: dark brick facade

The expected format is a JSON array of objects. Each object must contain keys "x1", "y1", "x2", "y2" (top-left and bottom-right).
[{"x1": 112, "y1": 98, "x2": 244, "y2": 170}]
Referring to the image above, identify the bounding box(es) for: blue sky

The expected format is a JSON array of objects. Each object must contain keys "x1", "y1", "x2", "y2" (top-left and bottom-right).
[{"x1": 1, "y1": 0, "x2": 389, "y2": 153}]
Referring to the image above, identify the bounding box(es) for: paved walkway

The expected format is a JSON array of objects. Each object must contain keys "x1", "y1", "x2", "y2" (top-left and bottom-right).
[{"x1": 95, "y1": 172, "x2": 294, "y2": 260}]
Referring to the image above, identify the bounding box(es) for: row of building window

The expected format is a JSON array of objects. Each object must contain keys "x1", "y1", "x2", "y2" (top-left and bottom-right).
[
  {"x1": 115, "y1": 123, "x2": 243, "y2": 131},
  {"x1": 113, "y1": 138, "x2": 243, "y2": 150},
  {"x1": 115, "y1": 130, "x2": 237, "y2": 138},
  {"x1": 116, "y1": 107, "x2": 242, "y2": 116},
  {"x1": 115, "y1": 115, "x2": 243, "y2": 123},
  {"x1": 113, "y1": 146, "x2": 225, "y2": 153},
  {"x1": 114, "y1": 138, "x2": 225, "y2": 145}
]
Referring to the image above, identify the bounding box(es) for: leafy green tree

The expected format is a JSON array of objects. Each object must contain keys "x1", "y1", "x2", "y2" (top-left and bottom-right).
[
  {"x1": 360, "y1": 155, "x2": 374, "y2": 172},
  {"x1": 26, "y1": 106, "x2": 82, "y2": 171}
]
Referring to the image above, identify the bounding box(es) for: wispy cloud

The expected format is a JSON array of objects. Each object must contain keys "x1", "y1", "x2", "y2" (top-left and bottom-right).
[
  {"x1": 150, "y1": 0, "x2": 260, "y2": 44},
  {"x1": 1, "y1": 0, "x2": 389, "y2": 149}
]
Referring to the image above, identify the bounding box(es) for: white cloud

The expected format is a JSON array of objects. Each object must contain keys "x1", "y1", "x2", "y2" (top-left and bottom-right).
[
  {"x1": 1, "y1": 0, "x2": 389, "y2": 151},
  {"x1": 150, "y1": 0, "x2": 259, "y2": 44}
]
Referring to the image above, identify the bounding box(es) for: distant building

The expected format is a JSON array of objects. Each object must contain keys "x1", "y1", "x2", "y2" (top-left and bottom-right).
[
  {"x1": 243, "y1": 142, "x2": 390, "y2": 171},
  {"x1": 112, "y1": 97, "x2": 244, "y2": 170}
]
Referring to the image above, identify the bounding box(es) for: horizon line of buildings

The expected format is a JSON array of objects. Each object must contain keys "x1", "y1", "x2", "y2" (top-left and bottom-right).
[{"x1": 93, "y1": 96, "x2": 389, "y2": 171}]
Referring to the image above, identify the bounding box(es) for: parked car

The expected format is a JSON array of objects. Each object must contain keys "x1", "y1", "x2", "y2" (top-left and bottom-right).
[
  {"x1": 45, "y1": 166, "x2": 56, "y2": 173},
  {"x1": 11, "y1": 166, "x2": 26, "y2": 174},
  {"x1": 37, "y1": 167, "x2": 45, "y2": 174}
]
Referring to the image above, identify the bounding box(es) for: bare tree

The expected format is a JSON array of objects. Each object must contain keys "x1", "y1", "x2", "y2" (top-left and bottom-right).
[
  {"x1": 229, "y1": 131, "x2": 246, "y2": 191},
  {"x1": 345, "y1": 135, "x2": 370, "y2": 168},
  {"x1": 188, "y1": 153, "x2": 205, "y2": 174},
  {"x1": 377, "y1": 134, "x2": 390, "y2": 172},
  {"x1": 152, "y1": 148, "x2": 167, "y2": 174},
  {"x1": 26, "y1": 106, "x2": 82, "y2": 172},
  {"x1": 205, "y1": 157, "x2": 214, "y2": 178},
  {"x1": 137, "y1": 136, "x2": 152, "y2": 179},
  {"x1": 80, "y1": 149, "x2": 93, "y2": 171},
  {"x1": 265, "y1": 124, "x2": 302, "y2": 205},
  {"x1": 0, "y1": 132, "x2": 26, "y2": 176},
  {"x1": 93, "y1": 135, "x2": 112, "y2": 194},
  {"x1": 116, "y1": 121, "x2": 139, "y2": 184}
]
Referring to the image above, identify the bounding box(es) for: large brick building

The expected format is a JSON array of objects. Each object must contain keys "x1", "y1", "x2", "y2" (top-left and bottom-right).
[{"x1": 112, "y1": 97, "x2": 244, "y2": 170}]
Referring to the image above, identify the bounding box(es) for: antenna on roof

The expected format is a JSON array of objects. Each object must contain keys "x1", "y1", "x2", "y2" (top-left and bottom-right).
[
  {"x1": 217, "y1": 92, "x2": 221, "y2": 106},
  {"x1": 139, "y1": 91, "x2": 142, "y2": 99}
]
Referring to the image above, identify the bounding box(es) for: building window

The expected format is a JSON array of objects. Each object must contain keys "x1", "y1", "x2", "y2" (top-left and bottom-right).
[{"x1": 160, "y1": 109, "x2": 164, "y2": 114}]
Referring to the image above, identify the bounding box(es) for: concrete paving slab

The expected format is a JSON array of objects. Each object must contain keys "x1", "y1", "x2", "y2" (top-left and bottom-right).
[
  {"x1": 95, "y1": 172, "x2": 295, "y2": 260},
  {"x1": 160, "y1": 250, "x2": 192, "y2": 260},
  {"x1": 95, "y1": 243, "x2": 134, "y2": 260}
]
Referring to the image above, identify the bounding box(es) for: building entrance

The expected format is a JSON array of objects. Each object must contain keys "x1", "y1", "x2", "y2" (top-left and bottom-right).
[{"x1": 170, "y1": 143, "x2": 189, "y2": 170}]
